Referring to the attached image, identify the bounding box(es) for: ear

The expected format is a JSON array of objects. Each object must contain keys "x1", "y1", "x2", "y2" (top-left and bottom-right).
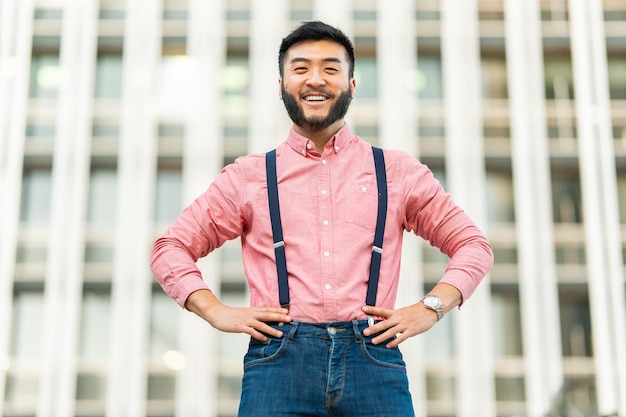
[
  {"x1": 350, "y1": 77, "x2": 356, "y2": 98},
  {"x1": 278, "y1": 77, "x2": 283, "y2": 100}
]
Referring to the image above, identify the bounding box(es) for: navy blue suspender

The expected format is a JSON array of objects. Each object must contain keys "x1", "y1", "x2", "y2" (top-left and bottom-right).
[
  {"x1": 265, "y1": 147, "x2": 388, "y2": 311},
  {"x1": 265, "y1": 149, "x2": 290, "y2": 309},
  {"x1": 366, "y1": 147, "x2": 388, "y2": 307}
]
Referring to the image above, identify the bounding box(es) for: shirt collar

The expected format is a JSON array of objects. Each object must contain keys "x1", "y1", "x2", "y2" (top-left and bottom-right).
[{"x1": 286, "y1": 123, "x2": 355, "y2": 157}]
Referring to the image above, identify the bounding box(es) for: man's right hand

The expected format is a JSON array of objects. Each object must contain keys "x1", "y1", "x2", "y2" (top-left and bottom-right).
[{"x1": 185, "y1": 289, "x2": 292, "y2": 341}]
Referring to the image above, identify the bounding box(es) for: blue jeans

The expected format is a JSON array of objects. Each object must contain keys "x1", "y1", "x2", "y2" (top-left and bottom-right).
[{"x1": 238, "y1": 320, "x2": 415, "y2": 417}]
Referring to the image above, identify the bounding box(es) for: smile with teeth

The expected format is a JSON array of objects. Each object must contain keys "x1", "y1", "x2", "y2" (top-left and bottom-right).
[{"x1": 304, "y1": 95, "x2": 328, "y2": 102}]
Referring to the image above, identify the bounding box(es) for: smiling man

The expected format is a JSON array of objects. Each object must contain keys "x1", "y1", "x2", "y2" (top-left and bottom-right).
[{"x1": 150, "y1": 21, "x2": 493, "y2": 416}]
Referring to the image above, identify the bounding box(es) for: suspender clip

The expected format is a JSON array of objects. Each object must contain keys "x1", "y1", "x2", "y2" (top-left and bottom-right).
[
  {"x1": 273, "y1": 241, "x2": 285, "y2": 248},
  {"x1": 372, "y1": 245, "x2": 382, "y2": 254}
]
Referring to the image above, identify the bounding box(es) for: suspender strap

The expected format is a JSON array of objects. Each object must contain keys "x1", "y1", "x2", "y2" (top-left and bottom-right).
[
  {"x1": 365, "y1": 146, "x2": 388, "y2": 307},
  {"x1": 265, "y1": 149, "x2": 290, "y2": 308}
]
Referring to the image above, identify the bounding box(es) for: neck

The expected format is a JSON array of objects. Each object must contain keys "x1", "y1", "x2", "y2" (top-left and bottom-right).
[{"x1": 294, "y1": 120, "x2": 345, "y2": 153}]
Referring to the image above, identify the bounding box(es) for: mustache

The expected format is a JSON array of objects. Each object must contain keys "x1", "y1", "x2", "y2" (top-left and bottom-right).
[{"x1": 300, "y1": 89, "x2": 333, "y2": 98}]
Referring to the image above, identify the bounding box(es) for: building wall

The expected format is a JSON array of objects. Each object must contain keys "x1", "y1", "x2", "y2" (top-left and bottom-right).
[{"x1": 1, "y1": 0, "x2": 625, "y2": 416}]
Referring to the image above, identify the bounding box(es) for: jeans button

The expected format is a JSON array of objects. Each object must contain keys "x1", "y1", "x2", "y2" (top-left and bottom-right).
[{"x1": 327, "y1": 327, "x2": 336, "y2": 335}]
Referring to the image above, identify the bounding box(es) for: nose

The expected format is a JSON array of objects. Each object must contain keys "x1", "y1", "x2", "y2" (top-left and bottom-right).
[{"x1": 305, "y1": 69, "x2": 326, "y2": 87}]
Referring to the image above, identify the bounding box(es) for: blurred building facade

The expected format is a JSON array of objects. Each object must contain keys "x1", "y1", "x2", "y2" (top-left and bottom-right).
[{"x1": 1, "y1": 0, "x2": 625, "y2": 416}]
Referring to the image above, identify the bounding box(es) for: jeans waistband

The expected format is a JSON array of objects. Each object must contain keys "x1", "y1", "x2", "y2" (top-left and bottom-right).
[{"x1": 267, "y1": 320, "x2": 375, "y2": 342}]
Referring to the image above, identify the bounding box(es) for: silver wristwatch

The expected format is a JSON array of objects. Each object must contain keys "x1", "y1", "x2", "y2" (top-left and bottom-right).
[{"x1": 421, "y1": 294, "x2": 444, "y2": 321}]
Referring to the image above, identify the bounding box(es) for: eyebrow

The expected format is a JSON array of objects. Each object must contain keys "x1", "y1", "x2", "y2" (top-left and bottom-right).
[{"x1": 289, "y1": 57, "x2": 343, "y2": 66}]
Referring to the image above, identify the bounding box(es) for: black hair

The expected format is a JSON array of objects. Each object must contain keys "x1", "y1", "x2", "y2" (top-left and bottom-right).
[{"x1": 278, "y1": 21, "x2": 355, "y2": 78}]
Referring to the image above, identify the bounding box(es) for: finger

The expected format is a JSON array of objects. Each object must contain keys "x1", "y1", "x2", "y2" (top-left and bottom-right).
[
  {"x1": 385, "y1": 334, "x2": 405, "y2": 349},
  {"x1": 247, "y1": 327, "x2": 270, "y2": 342},
  {"x1": 371, "y1": 328, "x2": 400, "y2": 345},
  {"x1": 362, "y1": 316, "x2": 395, "y2": 337},
  {"x1": 362, "y1": 305, "x2": 393, "y2": 318},
  {"x1": 254, "y1": 322, "x2": 285, "y2": 339}
]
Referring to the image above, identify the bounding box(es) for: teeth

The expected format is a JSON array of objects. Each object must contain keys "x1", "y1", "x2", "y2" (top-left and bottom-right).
[{"x1": 305, "y1": 95, "x2": 326, "y2": 101}]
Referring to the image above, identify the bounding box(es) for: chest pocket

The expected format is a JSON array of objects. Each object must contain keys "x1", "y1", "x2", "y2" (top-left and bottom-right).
[{"x1": 340, "y1": 181, "x2": 379, "y2": 230}]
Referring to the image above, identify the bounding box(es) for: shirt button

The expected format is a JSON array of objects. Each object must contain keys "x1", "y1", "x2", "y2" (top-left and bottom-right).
[
  {"x1": 334, "y1": 145, "x2": 340, "y2": 152},
  {"x1": 328, "y1": 327, "x2": 336, "y2": 335},
  {"x1": 306, "y1": 143, "x2": 312, "y2": 149},
  {"x1": 321, "y1": 189, "x2": 328, "y2": 195},
  {"x1": 321, "y1": 159, "x2": 327, "y2": 165},
  {"x1": 361, "y1": 186, "x2": 367, "y2": 192},
  {"x1": 325, "y1": 284, "x2": 332, "y2": 290},
  {"x1": 324, "y1": 251, "x2": 330, "y2": 257},
  {"x1": 323, "y1": 220, "x2": 329, "y2": 225}
]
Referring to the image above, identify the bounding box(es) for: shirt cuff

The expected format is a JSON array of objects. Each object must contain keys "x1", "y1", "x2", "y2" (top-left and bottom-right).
[{"x1": 169, "y1": 275, "x2": 209, "y2": 309}]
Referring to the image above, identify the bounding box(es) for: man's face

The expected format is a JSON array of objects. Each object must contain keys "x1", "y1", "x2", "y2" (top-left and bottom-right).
[{"x1": 279, "y1": 40, "x2": 356, "y2": 133}]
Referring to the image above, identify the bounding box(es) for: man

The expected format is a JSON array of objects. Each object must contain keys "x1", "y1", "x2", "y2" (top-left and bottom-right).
[{"x1": 150, "y1": 21, "x2": 493, "y2": 416}]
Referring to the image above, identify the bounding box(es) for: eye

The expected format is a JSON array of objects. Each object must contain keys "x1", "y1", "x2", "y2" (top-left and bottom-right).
[
  {"x1": 325, "y1": 67, "x2": 339, "y2": 73},
  {"x1": 293, "y1": 67, "x2": 308, "y2": 73}
]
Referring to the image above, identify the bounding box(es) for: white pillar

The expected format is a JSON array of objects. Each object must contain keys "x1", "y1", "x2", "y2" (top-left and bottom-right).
[
  {"x1": 37, "y1": 1, "x2": 99, "y2": 415},
  {"x1": 174, "y1": 1, "x2": 226, "y2": 416},
  {"x1": 0, "y1": 0, "x2": 34, "y2": 414},
  {"x1": 107, "y1": 0, "x2": 162, "y2": 415},
  {"x1": 314, "y1": 0, "x2": 352, "y2": 34},
  {"x1": 504, "y1": 0, "x2": 564, "y2": 415},
  {"x1": 376, "y1": 1, "x2": 424, "y2": 415},
  {"x1": 248, "y1": 0, "x2": 289, "y2": 154},
  {"x1": 441, "y1": 0, "x2": 495, "y2": 416},
  {"x1": 569, "y1": 0, "x2": 626, "y2": 415}
]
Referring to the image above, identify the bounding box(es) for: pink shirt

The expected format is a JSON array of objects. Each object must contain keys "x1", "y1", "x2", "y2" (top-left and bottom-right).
[{"x1": 150, "y1": 124, "x2": 493, "y2": 322}]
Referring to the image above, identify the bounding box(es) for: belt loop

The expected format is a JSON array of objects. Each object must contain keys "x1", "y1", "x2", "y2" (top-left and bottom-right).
[
  {"x1": 285, "y1": 321, "x2": 299, "y2": 342},
  {"x1": 352, "y1": 320, "x2": 362, "y2": 343}
]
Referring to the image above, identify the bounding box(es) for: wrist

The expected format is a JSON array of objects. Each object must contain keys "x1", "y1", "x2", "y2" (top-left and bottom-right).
[{"x1": 421, "y1": 294, "x2": 444, "y2": 321}]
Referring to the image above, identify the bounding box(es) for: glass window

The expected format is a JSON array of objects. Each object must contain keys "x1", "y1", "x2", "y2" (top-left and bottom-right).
[
  {"x1": 154, "y1": 169, "x2": 182, "y2": 224},
  {"x1": 149, "y1": 291, "x2": 180, "y2": 361},
  {"x1": 29, "y1": 55, "x2": 60, "y2": 99},
  {"x1": 10, "y1": 290, "x2": 44, "y2": 359},
  {"x1": 544, "y1": 58, "x2": 575, "y2": 100},
  {"x1": 78, "y1": 289, "x2": 111, "y2": 360},
  {"x1": 552, "y1": 173, "x2": 582, "y2": 223},
  {"x1": 492, "y1": 291, "x2": 523, "y2": 356},
  {"x1": 87, "y1": 168, "x2": 117, "y2": 225},
  {"x1": 354, "y1": 58, "x2": 378, "y2": 100},
  {"x1": 559, "y1": 289, "x2": 592, "y2": 356},
  {"x1": 485, "y1": 170, "x2": 515, "y2": 223},
  {"x1": 607, "y1": 57, "x2": 626, "y2": 100},
  {"x1": 416, "y1": 56, "x2": 443, "y2": 100},
  {"x1": 616, "y1": 171, "x2": 626, "y2": 223},
  {"x1": 20, "y1": 169, "x2": 52, "y2": 224},
  {"x1": 94, "y1": 55, "x2": 123, "y2": 98},
  {"x1": 222, "y1": 57, "x2": 250, "y2": 119},
  {"x1": 482, "y1": 58, "x2": 508, "y2": 99}
]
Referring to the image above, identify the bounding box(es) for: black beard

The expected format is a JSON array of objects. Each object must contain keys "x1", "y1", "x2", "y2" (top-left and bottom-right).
[{"x1": 281, "y1": 86, "x2": 352, "y2": 133}]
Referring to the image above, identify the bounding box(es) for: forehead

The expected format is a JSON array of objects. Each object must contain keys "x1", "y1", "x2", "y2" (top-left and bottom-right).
[{"x1": 284, "y1": 40, "x2": 349, "y2": 65}]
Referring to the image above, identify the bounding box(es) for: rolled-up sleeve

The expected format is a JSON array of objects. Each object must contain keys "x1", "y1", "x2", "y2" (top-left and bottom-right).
[
  {"x1": 400, "y1": 153, "x2": 494, "y2": 303},
  {"x1": 150, "y1": 163, "x2": 245, "y2": 308}
]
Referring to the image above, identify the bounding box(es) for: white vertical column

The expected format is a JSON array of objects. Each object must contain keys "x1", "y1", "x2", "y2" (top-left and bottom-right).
[
  {"x1": 504, "y1": 1, "x2": 563, "y2": 415},
  {"x1": 37, "y1": 0, "x2": 99, "y2": 416},
  {"x1": 107, "y1": 0, "x2": 162, "y2": 415},
  {"x1": 569, "y1": 0, "x2": 626, "y2": 415},
  {"x1": 440, "y1": 1, "x2": 495, "y2": 416},
  {"x1": 174, "y1": 1, "x2": 225, "y2": 416},
  {"x1": 248, "y1": 0, "x2": 289, "y2": 153},
  {"x1": 376, "y1": 1, "x2": 424, "y2": 416},
  {"x1": 314, "y1": 0, "x2": 352, "y2": 34},
  {"x1": 0, "y1": 0, "x2": 34, "y2": 413}
]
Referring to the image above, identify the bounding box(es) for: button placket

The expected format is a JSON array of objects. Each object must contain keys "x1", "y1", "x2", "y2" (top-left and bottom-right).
[{"x1": 319, "y1": 153, "x2": 335, "y2": 318}]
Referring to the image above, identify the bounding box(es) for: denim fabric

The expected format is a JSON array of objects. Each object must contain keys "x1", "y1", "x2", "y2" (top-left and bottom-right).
[{"x1": 238, "y1": 320, "x2": 415, "y2": 417}]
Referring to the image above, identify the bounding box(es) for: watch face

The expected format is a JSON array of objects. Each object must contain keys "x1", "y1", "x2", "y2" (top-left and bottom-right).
[{"x1": 424, "y1": 296, "x2": 438, "y2": 307}]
